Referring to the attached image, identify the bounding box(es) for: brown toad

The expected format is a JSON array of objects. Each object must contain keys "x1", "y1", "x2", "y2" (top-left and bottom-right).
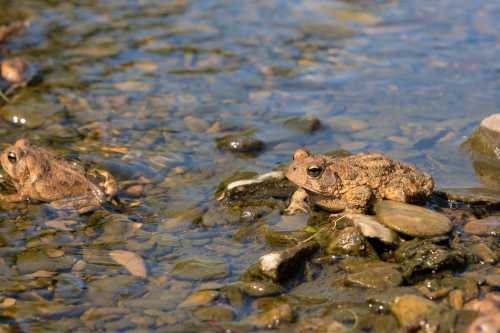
[
  {"x1": 0, "y1": 139, "x2": 117, "y2": 213},
  {"x1": 285, "y1": 149, "x2": 434, "y2": 214}
]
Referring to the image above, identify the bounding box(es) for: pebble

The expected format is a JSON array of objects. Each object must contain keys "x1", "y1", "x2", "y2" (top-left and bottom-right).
[
  {"x1": 215, "y1": 134, "x2": 265, "y2": 155},
  {"x1": 183, "y1": 116, "x2": 210, "y2": 133},
  {"x1": 375, "y1": 200, "x2": 452, "y2": 237},
  {"x1": 178, "y1": 290, "x2": 219, "y2": 308},
  {"x1": 1, "y1": 58, "x2": 28, "y2": 83},
  {"x1": 283, "y1": 115, "x2": 321, "y2": 134},
  {"x1": 345, "y1": 213, "x2": 399, "y2": 245},
  {"x1": 390, "y1": 294, "x2": 437, "y2": 329},
  {"x1": 464, "y1": 216, "x2": 500, "y2": 236},
  {"x1": 171, "y1": 257, "x2": 229, "y2": 281}
]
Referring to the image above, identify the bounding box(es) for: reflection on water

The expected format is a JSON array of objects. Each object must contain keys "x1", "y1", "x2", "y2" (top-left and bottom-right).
[{"x1": 0, "y1": 0, "x2": 499, "y2": 331}]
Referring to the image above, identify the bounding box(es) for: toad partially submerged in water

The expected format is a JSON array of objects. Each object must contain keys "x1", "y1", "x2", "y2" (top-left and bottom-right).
[
  {"x1": 286, "y1": 149, "x2": 434, "y2": 214},
  {"x1": 0, "y1": 139, "x2": 117, "y2": 213}
]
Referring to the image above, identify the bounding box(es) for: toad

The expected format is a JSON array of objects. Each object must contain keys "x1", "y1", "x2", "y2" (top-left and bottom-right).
[
  {"x1": 285, "y1": 149, "x2": 434, "y2": 214},
  {"x1": 0, "y1": 139, "x2": 117, "y2": 213}
]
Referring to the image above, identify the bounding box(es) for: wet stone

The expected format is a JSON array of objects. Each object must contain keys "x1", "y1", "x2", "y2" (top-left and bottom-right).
[
  {"x1": 218, "y1": 171, "x2": 295, "y2": 205},
  {"x1": 245, "y1": 299, "x2": 294, "y2": 329},
  {"x1": 54, "y1": 273, "x2": 85, "y2": 299},
  {"x1": 215, "y1": 134, "x2": 265, "y2": 155},
  {"x1": 437, "y1": 188, "x2": 500, "y2": 205},
  {"x1": 227, "y1": 281, "x2": 285, "y2": 298},
  {"x1": 463, "y1": 113, "x2": 500, "y2": 159},
  {"x1": 171, "y1": 257, "x2": 229, "y2": 281},
  {"x1": 178, "y1": 290, "x2": 219, "y2": 308},
  {"x1": 390, "y1": 294, "x2": 438, "y2": 329},
  {"x1": 464, "y1": 216, "x2": 500, "y2": 236},
  {"x1": 325, "y1": 227, "x2": 369, "y2": 256},
  {"x1": 87, "y1": 275, "x2": 143, "y2": 306},
  {"x1": 16, "y1": 249, "x2": 74, "y2": 275},
  {"x1": 192, "y1": 305, "x2": 236, "y2": 321},
  {"x1": 346, "y1": 267, "x2": 403, "y2": 289},
  {"x1": 345, "y1": 213, "x2": 399, "y2": 245},
  {"x1": 257, "y1": 241, "x2": 318, "y2": 282},
  {"x1": 394, "y1": 239, "x2": 465, "y2": 280},
  {"x1": 375, "y1": 200, "x2": 452, "y2": 238},
  {"x1": 283, "y1": 115, "x2": 321, "y2": 134}
]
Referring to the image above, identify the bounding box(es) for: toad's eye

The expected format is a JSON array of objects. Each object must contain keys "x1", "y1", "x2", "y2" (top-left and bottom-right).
[
  {"x1": 7, "y1": 152, "x2": 17, "y2": 164},
  {"x1": 307, "y1": 165, "x2": 323, "y2": 178}
]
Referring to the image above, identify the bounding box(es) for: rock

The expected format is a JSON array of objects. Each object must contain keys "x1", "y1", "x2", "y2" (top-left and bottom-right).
[
  {"x1": 226, "y1": 281, "x2": 285, "y2": 298},
  {"x1": 183, "y1": 116, "x2": 210, "y2": 133},
  {"x1": 463, "y1": 114, "x2": 500, "y2": 159},
  {"x1": 245, "y1": 299, "x2": 294, "y2": 328},
  {"x1": 109, "y1": 250, "x2": 147, "y2": 278},
  {"x1": 54, "y1": 273, "x2": 85, "y2": 299},
  {"x1": 468, "y1": 243, "x2": 497, "y2": 264},
  {"x1": 394, "y1": 239, "x2": 465, "y2": 281},
  {"x1": 346, "y1": 266, "x2": 403, "y2": 289},
  {"x1": 87, "y1": 275, "x2": 143, "y2": 306},
  {"x1": 215, "y1": 134, "x2": 264, "y2": 155},
  {"x1": 217, "y1": 171, "x2": 295, "y2": 205},
  {"x1": 192, "y1": 305, "x2": 236, "y2": 321},
  {"x1": 283, "y1": 115, "x2": 321, "y2": 134},
  {"x1": 465, "y1": 314, "x2": 500, "y2": 333},
  {"x1": 178, "y1": 290, "x2": 219, "y2": 308},
  {"x1": 436, "y1": 188, "x2": 500, "y2": 205},
  {"x1": 171, "y1": 257, "x2": 229, "y2": 281},
  {"x1": 1, "y1": 58, "x2": 28, "y2": 83},
  {"x1": 464, "y1": 216, "x2": 500, "y2": 236},
  {"x1": 16, "y1": 249, "x2": 74, "y2": 275},
  {"x1": 345, "y1": 213, "x2": 399, "y2": 245},
  {"x1": 464, "y1": 293, "x2": 500, "y2": 316},
  {"x1": 257, "y1": 241, "x2": 318, "y2": 282},
  {"x1": 485, "y1": 275, "x2": 500, "y2": 288},
  {"x1": 390, "y1": 294, "x2": 438, "y2": 329},
  {"x1": 375, "y1": 200, "x2": 452, "y2": 238},
  {"x1": 464, "y1": 293, "x2": 500, "y2": 333},
  {"x1": 325, "y1": 227, "x2": 369, "y2": 256}
]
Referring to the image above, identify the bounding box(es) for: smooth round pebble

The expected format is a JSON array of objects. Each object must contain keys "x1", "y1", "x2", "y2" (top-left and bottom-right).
[{"x1": 375, "y1": 200, "x2": 452, "y2": 237}]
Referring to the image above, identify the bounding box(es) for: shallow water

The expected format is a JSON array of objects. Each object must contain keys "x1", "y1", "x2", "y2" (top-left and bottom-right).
[{"x1": 0, "y1": 0, "x2": 499, "y2": 332}]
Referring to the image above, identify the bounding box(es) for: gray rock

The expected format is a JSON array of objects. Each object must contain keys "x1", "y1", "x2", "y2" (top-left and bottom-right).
[
  {"x1": 375, "y1": 200, "x2": 452, "y2": 238},
  {"x1": 283, "y1": 115, "x2": 321, "y2": 134},
  {"x1": 16, "y1": 249, "x2": 74, "y2": 275},
  {"x1": 216, "y1": 134, "x2": 264, "y2": 155},
  {"x1": 346, "y1": 266, "x2": 403, "y2": 289}
]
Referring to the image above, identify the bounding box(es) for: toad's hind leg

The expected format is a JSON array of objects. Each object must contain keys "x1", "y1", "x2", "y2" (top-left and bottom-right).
[
  {"x1": 382, "y1": 177, "x2": 418, "y2": 203},
  {"x1": 344, "y1": 186, "x2": 374, "y2": 213},
  {"x1": 50, "y1": 195, "x2": 102, "y2": 214}
]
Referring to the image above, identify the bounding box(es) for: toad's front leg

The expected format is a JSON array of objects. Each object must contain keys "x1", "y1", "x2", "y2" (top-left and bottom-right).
[
  {"x1": 285, "y1": 188, "x2": 311, "y2": 214},
  {"x1": 0, "y1": 193, "x2": 27, "y2": 202},
  {"x1": 343, "y1": 186, "x2": 374, "y2": 214}
]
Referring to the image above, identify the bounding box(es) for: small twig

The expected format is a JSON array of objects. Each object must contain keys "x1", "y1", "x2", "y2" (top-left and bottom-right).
[
  {"x1": 300, "y1": 214, "x2": 346, "y2": 244},
  {"x1": 0, "y1": 89, "x2": 10, "y2": 103}
]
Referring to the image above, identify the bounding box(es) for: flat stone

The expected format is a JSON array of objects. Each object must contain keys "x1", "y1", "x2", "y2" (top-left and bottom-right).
[
  {"x1": 391, "y1": 294, "x2": 437, "y2": 329},
  {"x1": 346, "y1": 266, "x2": 402, "y2": 289},
  {"x1": 463, "y1": 114, "x2": 500, "y2": 160},
  {"x1": 464, "y1": 216, "x2": 500, "y2": 236},
  {"x1": 345, "y1": 213, "x2": 399, "y2": 245},
  {"x1": 438, "y1": 188, "x2": 500, "y2": 205},
  {"x1": 171, "y1": 257, "x2": 229, "y2": 281},
  {"x1": 375, "y1": 200, "x2": 452, "y2": 237}
]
